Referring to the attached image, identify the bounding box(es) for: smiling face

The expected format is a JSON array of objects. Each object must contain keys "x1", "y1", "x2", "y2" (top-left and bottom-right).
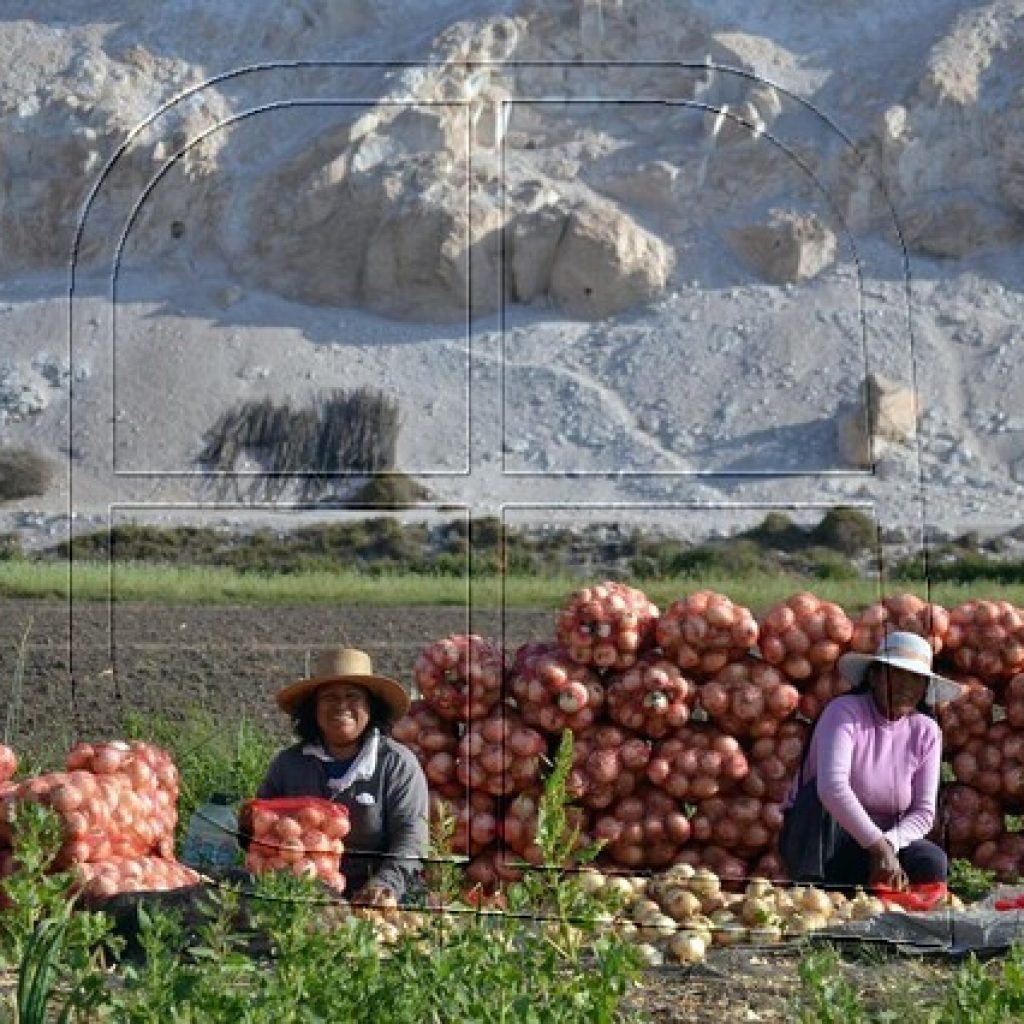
[
  {"x1": 869, "y1": 663, "x2": 929, "y2": 721},
  {"x1": 315, "y1": 681, "x2": 372, "y2": 756}
]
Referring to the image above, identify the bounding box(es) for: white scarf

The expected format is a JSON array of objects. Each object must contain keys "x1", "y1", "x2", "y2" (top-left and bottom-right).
[{"x1": 302, "y1": 728, "x2": 380, "y2": 796}]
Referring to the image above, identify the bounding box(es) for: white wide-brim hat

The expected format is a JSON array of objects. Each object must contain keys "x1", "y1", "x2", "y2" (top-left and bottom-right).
[{"x1": 836, "y1": 630, "x2": 961, "y2": 705}]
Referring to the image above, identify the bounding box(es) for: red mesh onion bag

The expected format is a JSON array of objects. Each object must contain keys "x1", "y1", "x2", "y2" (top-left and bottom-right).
[
  {"x1": 555, "y1": 581, "x2": 659, "y2": 670},
  {"x1": 509, "y1": 642, "x2": 605, "y2": 734},
  {"x1": 413, "y1": 634, "x2": 506, "y2": 722},
  {"x1": 757, "y1": 592, "x2": 853, "y2": 682},
  {"x1": 656, "y1": 590, "x2": 758, "y2": 677},
  {"x1": 605, "y1": 654, "x2": 697, "y2": 739}
]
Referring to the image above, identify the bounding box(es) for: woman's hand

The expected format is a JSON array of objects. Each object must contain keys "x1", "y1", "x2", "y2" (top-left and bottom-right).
[
  {"x1": 352, "y1": 882, "x2": 397, "y2": 908},
  {"x1": 868, "y1": 838, "x2": 908, "y2": 891}
]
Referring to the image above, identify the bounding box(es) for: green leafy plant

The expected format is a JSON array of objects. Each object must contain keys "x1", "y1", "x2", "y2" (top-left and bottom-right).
[
  {"x1": 942, "y1": 944, "x2": 1024, "y2": 1023},
  {"x1": 795, "y1": 945, "x2": 869, "y2": 1024},
  {"x1": 948, "y1": 858, "x2": 997, "y2": 903}
]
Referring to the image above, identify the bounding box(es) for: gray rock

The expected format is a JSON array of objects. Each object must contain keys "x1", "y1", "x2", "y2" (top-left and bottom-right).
[{"x1": 730, "y1": 211, "x2": 836, "y2": 285}]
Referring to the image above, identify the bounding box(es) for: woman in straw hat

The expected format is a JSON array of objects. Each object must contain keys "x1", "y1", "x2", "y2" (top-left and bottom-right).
[
  {"x1": 780, "y1": 630, "x2": 961, "y2": 891},
  {"x1": 255, "y1": 647, "x2": 428, "y2": 905}
]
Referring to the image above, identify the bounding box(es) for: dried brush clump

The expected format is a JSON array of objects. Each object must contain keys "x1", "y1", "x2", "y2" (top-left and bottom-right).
[
  {"x1": 200, "y1": 389, "x2": 399, "y2": 501},
  {"x1": 0, "y1": 446, "x2": 55, "y2": 502}
]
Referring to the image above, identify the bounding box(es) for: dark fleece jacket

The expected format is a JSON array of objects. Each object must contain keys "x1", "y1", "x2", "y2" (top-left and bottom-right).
[{"x1": 255, "y1": 735, "x2": 428, "y2": 899}]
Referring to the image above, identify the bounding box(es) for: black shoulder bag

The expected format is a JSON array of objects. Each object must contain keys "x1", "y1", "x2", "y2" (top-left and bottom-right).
[{"x1": 778, "y1": 718, "x2": 843, "y2": 884}]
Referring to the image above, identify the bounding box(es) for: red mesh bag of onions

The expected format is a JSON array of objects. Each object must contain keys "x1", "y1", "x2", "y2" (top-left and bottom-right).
[
  {"x1": 951, "y1": 722, "x2": 1024, "y2": 807},
  {"x1": 741, "y1": 720, "x2": 808, "y2": 803},
  {"x1": 757, "y1": 592, "x2": 853, "y2": 681},
  {"x1": 592, "y1": 787, "x2": 691, "y2": 869},
  {"x1": 645, "y1": 724, "x2": 749, "y2": 801},
  {"x1": 972, "y1": 833, "x2": 1024, "y2": 882},
  {"x1": 699, "y1": 660, "x2": 800, "y2": 740},
  {"x1": 655, "y1": 590, "x2": 758, "y2": 678},
  {"x1": 850, "y1": 594, "x2": 949, "y2": 655},
  {"x1": 797, "y1": 668, "x2": 852, "y2": 722},
  {"x1": 73, "y1": 856, "x2": 204, "y2": 900},
  {"x1": 502, "y1": 791, "x2": 590, "y2": 866},
  {"x1": 413, "y1": 634, "x2": 506, "y2": 722},
  {"x1": 690, "y1": 794, "x2": 784, "y2": 858},
  {"x1": 429, "y1": 791, "x2": 500, "y2": 856},
  {"x1": 555, "y1": 581, "x2": 659, "y2": 671},
  {"x1": 937, "y1": 677, "x2": 992, "y2": 753},
  {"x1": 392, "y1": 699, "x2": 461, "y2": 798},
  {"x1": 605, "y1": 654, "x2": 697, "y2": 739},
  {"x1": 0, "y1": 744, "x2": 16, "y2": 785},
  {"x1": 509, "y1": 642, "x2": 605, "y2": 734},
  {"x1": 566, "y1": 724, "x2": 652, "y2": 810},
  {"x1": 456, "y1": 707, "x2": 547, "y2": 797},
  {"x1": 242, "y1": 797, "x2": 349, "y2": 891},
  {"x1": 934, "y1": 784, "x2": 1003, "y2": 860},
  {"x1": 944, "y1": 600, "x2": 1024, "y2": 684}
]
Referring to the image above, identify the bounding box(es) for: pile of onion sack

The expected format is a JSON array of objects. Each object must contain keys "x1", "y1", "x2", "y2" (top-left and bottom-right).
[
  {"x1": 0, "y1": 740, "x2": 202, "y2": 900},
  {"x1": 394, "y1": 586, "x2": 1024, "y2": 893}
]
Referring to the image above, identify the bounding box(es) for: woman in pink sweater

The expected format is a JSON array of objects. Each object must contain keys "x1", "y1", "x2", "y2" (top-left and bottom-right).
[{"x1": 782, "y1": 631, "x2": 960, "y2": 889}]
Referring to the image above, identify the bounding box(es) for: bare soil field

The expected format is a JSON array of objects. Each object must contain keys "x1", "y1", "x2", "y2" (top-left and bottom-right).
[{"x1": 0, "y1": 599, "x2": 552, "y2": 752}]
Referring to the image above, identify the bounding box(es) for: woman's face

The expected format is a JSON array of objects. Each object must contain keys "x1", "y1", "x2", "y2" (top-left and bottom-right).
[
  {"x1": 315, "y1": 681, "x2": 371, "y2": 753},
  {"x1": 869, "y1": 663, "x2": 928, "y2": 720}
]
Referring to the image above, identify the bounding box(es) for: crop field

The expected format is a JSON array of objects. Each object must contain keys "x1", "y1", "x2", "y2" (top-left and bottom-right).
[{"x1": 4, "y1": 586, "x2": 1024, "y2": 1021}]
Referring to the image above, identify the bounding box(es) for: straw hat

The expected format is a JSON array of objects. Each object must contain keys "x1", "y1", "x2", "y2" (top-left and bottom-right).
[
  {"x1": 836, "y1": 630, "x2": 961, "y2": 704},
  {"x1": 276, "y1": 647, "x2": 411, "y2": 718}
]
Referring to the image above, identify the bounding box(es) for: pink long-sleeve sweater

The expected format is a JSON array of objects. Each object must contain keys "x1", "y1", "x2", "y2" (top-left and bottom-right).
[{"x1": 798, "y1": 691, "x2": 942, "y2": 852}]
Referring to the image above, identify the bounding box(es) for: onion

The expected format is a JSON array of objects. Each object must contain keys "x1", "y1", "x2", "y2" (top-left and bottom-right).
[
  {"x1": 938, "y1": 677, "x2": 993, "y2": 752},
  {"x1": 647, "y1": 725, "x2": 749, "y2": 801},
  {"x1": 667, "y1": 931, "x2": 707, "y2": 963},
  {"x1": 456, "y1": 707, "x2": 546, "y2": 797},
  {"x1": 509, "y1": 643, "x2": 605, "y2": 735},
  {"x1": 605, "y1": 655, "x2": 697, "y2": 738},
  {"x1": 413, "y1": 635, "x2": 507, "y2": 722},
  {"x1": 392, "y1": 700, "x2": 461, "y2": 797},
  {"x1": 758, "y1": 592, "x2": 852, "y2": 680},
  {"x1": 700, "y1": 660, "x2": 799, "y2": 740},
  {"x1": 555, "y1": 581, "x2": 659, "y2": 671},
  {"x1": 655, "y1": 591, "x2": 758, "y2": 678},
  {"x1": 945, "y1": 600, "x2": 1024, "y2": 683},
  {"x1": 850, "y1": 595, "x2": 949, "y2": 655}
]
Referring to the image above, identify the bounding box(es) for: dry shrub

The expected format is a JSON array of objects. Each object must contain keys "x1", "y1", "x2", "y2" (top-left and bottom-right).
[
  {"x1": 0, "y1": 446, "x2": 54, "y2": 502},
  {"x1": 200, "y1": 389, "x2": 399, "y2": 501}
]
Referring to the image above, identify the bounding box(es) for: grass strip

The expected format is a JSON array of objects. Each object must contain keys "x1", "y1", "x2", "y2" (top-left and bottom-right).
[{"x1": 3, "y1": 560, "x2": 1024, "y2": 611}]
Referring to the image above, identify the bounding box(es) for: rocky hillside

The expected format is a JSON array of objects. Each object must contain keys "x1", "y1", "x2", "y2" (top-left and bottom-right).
[{"x1": 0, "y1": 0, "x2": 1022, "y2": 561}]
